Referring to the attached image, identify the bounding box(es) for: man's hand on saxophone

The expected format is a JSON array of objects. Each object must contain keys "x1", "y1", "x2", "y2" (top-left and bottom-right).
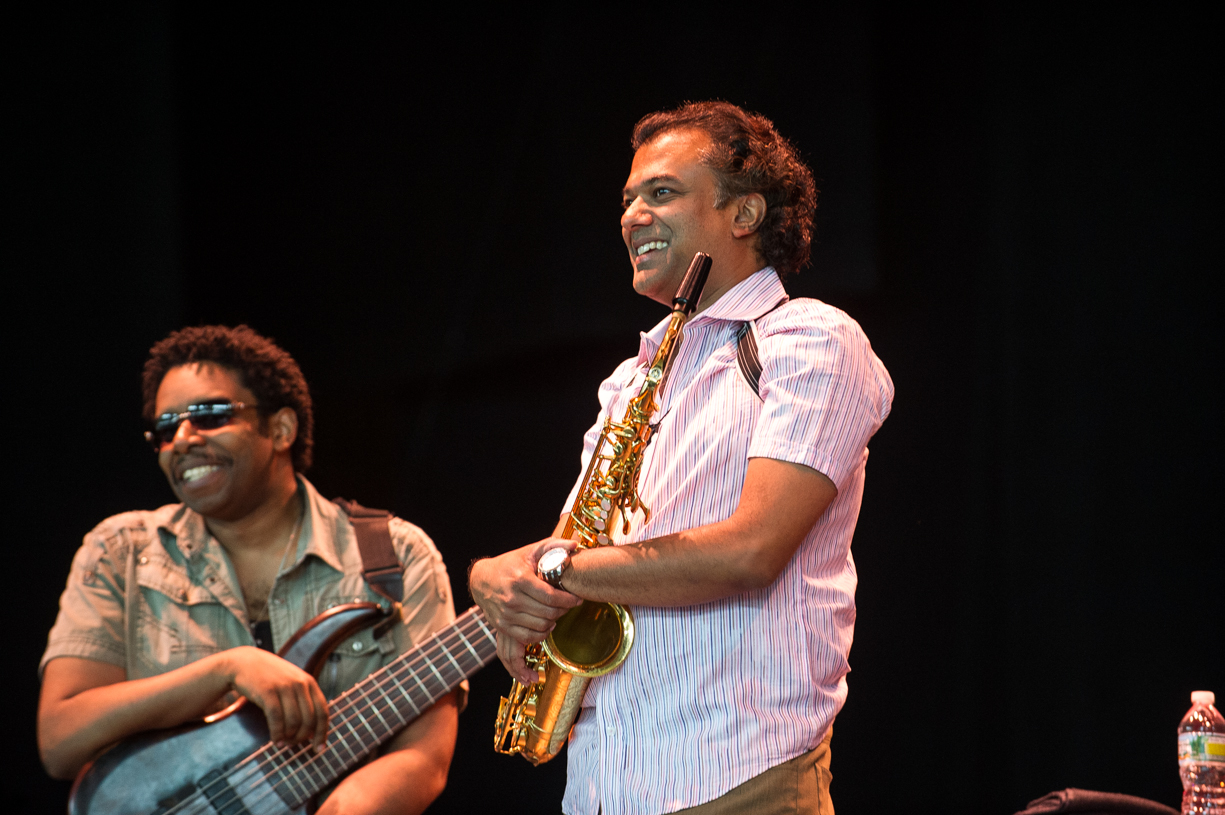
[{"x1": 469, "y1": 536, "x2": 582, "y2": 685}]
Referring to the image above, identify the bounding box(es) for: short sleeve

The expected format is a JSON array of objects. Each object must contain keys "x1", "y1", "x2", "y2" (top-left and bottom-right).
[
  {"x1": 40, "y1": 521, "x2": 142, "y2": 677},
  {"x1": 746, "y1": 300, "x2": 894, "y2": 489}
]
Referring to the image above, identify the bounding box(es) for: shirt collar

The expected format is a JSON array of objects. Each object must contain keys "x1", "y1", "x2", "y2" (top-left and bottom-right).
[
  {"x1": 283, "y1": 475, "x2": 345, "y2": 575},
  {"x1": 637, "y1": 266, "x2": 788, "y2": 363},
  {"x1": 157, "y1": 474, "x2": 345, "y2": 575},
  {"x1": 158, "y1": 503, "x2": 207, "y2": 559}
]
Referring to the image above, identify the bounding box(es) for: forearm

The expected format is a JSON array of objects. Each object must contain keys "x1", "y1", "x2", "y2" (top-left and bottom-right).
[
  {"x1": 317, "y1": 691, "x2": 458, "y2": 815},
  {"x1": 316, "y1": 747, "x2": 448, "y2": 815},
  {"x1": 38, "y1": 653, "x2": 237, "y2": 778},
  {"x1": 562, "y1": 522, "x2": 775, "y2": 607},
  {"x1": 561, "y1": 458, "x2": 838, "y2": 606}
]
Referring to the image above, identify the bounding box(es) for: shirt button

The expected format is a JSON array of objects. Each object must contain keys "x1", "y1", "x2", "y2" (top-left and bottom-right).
[
  {"x1": 139, "y1": 556, "x2": 148, "y2": 565},
  {"x1": 274, "y1": 597, "x2": 285, "y2": 605},
  {"x1": 352, "y1": 640, "x2": 364, "y2": 652},
  {"x1": 606, "y1": 725, "x2": 615, "y2": 737}
]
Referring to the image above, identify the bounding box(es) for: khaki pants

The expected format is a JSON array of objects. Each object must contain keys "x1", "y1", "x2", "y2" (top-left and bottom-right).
[{"x1": 668, "y1": 730, "x2": 835, "y2": 815}]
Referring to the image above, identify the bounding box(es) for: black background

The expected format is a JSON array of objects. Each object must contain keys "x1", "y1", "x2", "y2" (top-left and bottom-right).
[{"x1": 8, "y1": 6, "x2": 1222, "y2": 814}]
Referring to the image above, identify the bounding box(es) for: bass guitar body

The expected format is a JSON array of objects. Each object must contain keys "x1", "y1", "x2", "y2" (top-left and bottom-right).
[
  {"x1": 70, "y1": 603, "x2": 387, "y2": 815},
  {"x1": 71, "y1": 703, "x2": 291, "y2": 815}
]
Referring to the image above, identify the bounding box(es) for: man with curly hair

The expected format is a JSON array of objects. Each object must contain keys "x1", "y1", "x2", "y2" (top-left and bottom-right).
[
  {"x1": 471, "y1": 102, "x2": 894, "y2": 814},
  {"x1": 38, "y1": 325, "x2": 460, "y2": 815}
]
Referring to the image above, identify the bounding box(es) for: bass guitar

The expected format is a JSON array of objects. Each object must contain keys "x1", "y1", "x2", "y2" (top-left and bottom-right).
[{"x1": 69, "y1": 603, "x2": 496, "y2": 815}]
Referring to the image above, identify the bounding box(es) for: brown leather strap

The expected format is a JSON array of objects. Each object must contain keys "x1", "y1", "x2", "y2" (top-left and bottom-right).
[
  {"x1": 333, "y1": 498, "x2": 403, "y2": 605},
  {"x1": 736, "y1": 300, "x2": 788, "y2": 400},
  {"x1": 736, "y1": 322, "x2": 764, "y2": 399}
]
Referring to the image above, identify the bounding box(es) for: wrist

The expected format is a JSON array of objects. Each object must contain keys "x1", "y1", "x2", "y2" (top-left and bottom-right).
[
  {"x1": 466, "y1": 557, "x2": 488, "y2": 597},
  {"x1": 536, "y1": 546, "x2": 571, "y2": 590},
  {"x1": 211, "y1": 647, "x2": 250, "y2": 690}
]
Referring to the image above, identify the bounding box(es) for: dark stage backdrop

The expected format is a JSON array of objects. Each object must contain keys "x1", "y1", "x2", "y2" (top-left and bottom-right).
[{"x1": 8, "y1": 6, "x2": 1221, "y2": 814}]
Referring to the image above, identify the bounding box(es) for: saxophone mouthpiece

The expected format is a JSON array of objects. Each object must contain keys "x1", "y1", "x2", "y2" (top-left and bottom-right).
[{"x1": 672, "y1": 252, "x2": 712, "y2": 316}]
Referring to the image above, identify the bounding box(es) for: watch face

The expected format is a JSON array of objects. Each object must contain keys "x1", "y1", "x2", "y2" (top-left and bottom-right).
[{"x1": 538, "y1": 547, "x2": 568, "y2": 573}]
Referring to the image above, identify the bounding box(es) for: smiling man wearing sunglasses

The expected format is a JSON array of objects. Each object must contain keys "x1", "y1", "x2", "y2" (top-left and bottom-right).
[{"x1": 37, "y1": 324, "x2": 460, "y2": 815}]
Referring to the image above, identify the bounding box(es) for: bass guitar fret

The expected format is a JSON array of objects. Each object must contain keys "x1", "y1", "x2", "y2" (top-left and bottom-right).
[
  {"x1": 457, "y1": 627, "x2": 483, "y2": 663},
  {"x1": 385, "y1": 671, "x2": 422, "y2": 717}
]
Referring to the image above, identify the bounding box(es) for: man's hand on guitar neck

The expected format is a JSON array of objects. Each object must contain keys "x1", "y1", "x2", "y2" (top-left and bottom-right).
[{"x1": 38, "y1": 647, "x2": 328, "y2": 780}]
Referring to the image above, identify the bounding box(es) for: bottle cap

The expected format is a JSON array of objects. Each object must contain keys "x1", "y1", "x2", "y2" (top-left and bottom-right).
[{"x1": 1191, "y1": 690, "x2": 1215, "y2": 706}]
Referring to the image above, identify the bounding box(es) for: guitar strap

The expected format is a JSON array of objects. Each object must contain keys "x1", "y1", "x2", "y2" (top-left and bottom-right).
[{"x1": 333, "y1": 498, "x2": 404, "y2": 605}]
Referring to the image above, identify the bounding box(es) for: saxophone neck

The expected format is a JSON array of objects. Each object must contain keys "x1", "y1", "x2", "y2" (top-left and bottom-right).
[
  {"x1": 639, "y1": 308, "x2": 689, "y2": 407},
  {"x1": 643, "y1": 250, "x2": 712, "y2": 402}
]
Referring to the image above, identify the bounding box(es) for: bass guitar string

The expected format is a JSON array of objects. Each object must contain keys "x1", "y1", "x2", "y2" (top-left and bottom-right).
[
  {"x1": 160, "y1": 610, "x2": 491, "y2": 814},
  {"x1": 225, "y1": 613, "x2": 491, "y2": 812}
]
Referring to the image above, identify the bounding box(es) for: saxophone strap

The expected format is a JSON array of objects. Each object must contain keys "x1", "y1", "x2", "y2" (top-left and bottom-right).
[
  {"x1": 735, "y1": 322, "x2": 764, "y2": 399},
  {"x1": 736, "y1": 299, "x2": 788, "y2": 399}
]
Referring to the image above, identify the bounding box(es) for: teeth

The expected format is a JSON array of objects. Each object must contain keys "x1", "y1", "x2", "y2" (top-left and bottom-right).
[
  {"x1": 181, "y1": 465, "x2": 220, "y2": 483},
  {"x1": 636, "y1": 240, "x2": 668, "y2": 256}
]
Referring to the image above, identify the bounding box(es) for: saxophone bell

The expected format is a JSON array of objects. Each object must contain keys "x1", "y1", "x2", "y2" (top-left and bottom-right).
[{"x1": 544, "y1": 600, "x2": 635, "y2": 677}]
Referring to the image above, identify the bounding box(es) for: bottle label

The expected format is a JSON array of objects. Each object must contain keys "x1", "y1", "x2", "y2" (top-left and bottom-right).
[{"x1": 1178, "y1": 732, "x2": 1225, "y2": 766}]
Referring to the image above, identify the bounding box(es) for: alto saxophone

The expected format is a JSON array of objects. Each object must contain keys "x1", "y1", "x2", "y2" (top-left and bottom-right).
[{"x1": 494, "y1": 251, "x2": 713, "y2": 765}]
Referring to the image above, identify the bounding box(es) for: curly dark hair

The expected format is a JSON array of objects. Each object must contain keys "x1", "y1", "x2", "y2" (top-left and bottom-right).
[
  {"x1": 142, "y1": 325, "x2": 314, "y2": 472},
  {"x1": 631, "y1": 101, "x2": 818, "y2": 279}
]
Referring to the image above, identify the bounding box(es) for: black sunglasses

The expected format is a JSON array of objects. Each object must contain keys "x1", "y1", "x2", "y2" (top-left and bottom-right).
[{"x1": 145, "y1": 401, "x2": 258, "y2": 449}]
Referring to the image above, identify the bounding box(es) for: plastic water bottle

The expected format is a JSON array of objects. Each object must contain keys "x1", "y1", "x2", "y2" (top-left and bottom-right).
[{"x1": 1179, "y1": 690, "x2": 1225, "y2": 815}]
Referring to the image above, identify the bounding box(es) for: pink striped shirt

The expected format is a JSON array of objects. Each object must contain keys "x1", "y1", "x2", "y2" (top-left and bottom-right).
[{"x1": 560, "y1": 268, "x2": 894, "y2": 815}]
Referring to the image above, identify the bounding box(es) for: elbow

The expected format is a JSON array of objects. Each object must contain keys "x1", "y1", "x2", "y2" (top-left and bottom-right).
[
  {"x1": 427, "y1": 767, "x2": 449, "y2": 807},
  {"x1": 723, "y1": 557, "x2": 785, "y2": 594},
  {"x1": 45, "y1": 761, "x2": 78, "y2": 782},
  {"x1": 412, "y1": 760, "x2": 450, "y2": 811},
  {"x1": 730, "y1": 540, "x2": 795, "y2": 593},
  {"x1": 38, "y1": 715, "x2": 88, "y2": 780},
  {"x1": 737, "y1": 563, "x2": 786, "y2": 593},
  {"x1": 39, "y1": 741, "x2": 82, "y2": 781}
]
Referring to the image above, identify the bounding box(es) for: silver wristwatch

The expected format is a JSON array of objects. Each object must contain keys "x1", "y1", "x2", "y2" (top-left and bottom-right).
[{"x1": 536, "y1": 547, "x2": 571, "y2": 589}]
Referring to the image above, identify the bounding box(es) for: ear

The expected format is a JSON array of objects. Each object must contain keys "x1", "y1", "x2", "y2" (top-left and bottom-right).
[
  {"x1": 730, "y1": 192, "x2": 767, "y2": 238},
  {"x1": 269, "y1": 407, "x2": 298, "y2": 454}
]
